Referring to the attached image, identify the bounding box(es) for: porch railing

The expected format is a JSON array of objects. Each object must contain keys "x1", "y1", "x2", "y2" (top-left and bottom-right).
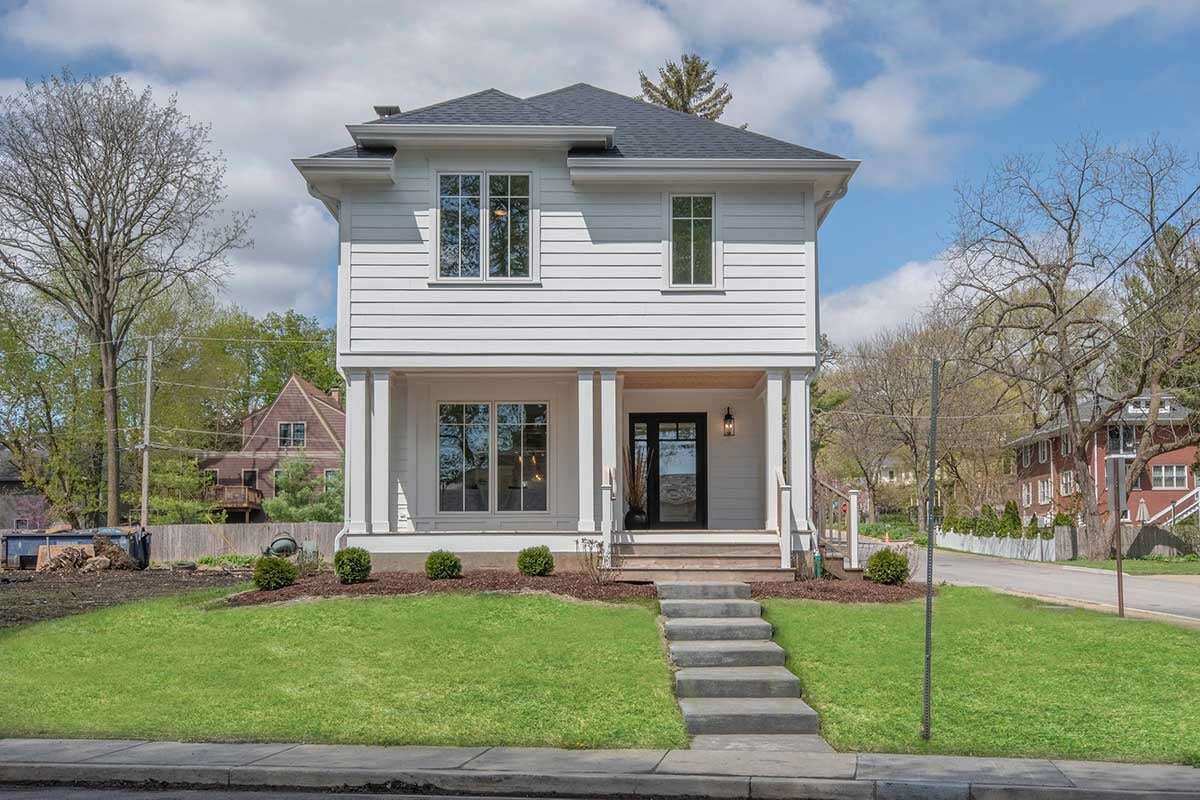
[
  {"x1": 600, "y1": 465, "x2": 615, "y2": 567},
  {"x1": 1145, "y1": 486, "x2": 1200, "y2": 528},
  {"x1": 775, "y1": 467, "x2": 792, "y2": 569}
]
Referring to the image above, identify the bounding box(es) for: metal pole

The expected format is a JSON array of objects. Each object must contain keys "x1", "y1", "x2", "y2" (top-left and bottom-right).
[
  {"x1": 921, "y1": 358, "x2": 940, "y2": 741},
  {"x1": 138, "y1": 340, "x2": 154, "y2": 530},
  {"x1": 1106, "y1": 457, "x2": 1126, "y2": 618}
]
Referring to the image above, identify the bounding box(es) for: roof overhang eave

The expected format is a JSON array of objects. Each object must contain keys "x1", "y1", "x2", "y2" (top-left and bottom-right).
[
  {"x1": 292, "y1": 156, "x2": 396, "y2": 217},
  {"x1": 567, "y1": 156, "x2": 859, "y2": 184},
  {"x1": 348, "y1": 123, "x2": 615, "y2": 150}
]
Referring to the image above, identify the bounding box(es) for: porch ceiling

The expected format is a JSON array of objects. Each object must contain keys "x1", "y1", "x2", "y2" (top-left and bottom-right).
[{"x1": 622, "y1": 370, "x2": 763, "y2": 390}]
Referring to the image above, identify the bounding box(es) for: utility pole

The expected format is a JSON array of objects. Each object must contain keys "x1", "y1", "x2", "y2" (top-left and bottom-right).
[
  {"x1": 139, "y1": 340, "x2": 154, "y2": 530},
  {"x1": 1106, "y1": 455, "x2": 1127, "y2": 617},
  {"x1": 921, "y1": 358, "x2": 940, "y2": 741}
]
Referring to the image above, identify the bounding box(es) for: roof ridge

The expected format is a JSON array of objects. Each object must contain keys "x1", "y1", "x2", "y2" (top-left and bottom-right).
[
  {"x1": 529, "y1": 82, "x2": 842, "y2": 160},
  {"x1": 367, "y1": 87, "x2": 518, "y2": 123}
]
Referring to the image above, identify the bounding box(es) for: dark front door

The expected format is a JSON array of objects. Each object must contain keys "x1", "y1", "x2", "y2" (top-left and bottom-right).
[{"x1": 630, "y1": 413, "x2": 708, "y2": 529}]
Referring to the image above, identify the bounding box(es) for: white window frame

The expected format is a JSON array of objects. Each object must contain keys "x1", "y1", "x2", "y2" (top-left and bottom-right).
[
  {"x1": 663, "y1": 192, "x2": 724, "y2": 291},
  {"x1": 1059, "y1": 470, "x2": 1077, "y2": 496},
  {"x1": 1021, "y1": 483, "x2": 1032, "y2": 508},
  {"x1": 1151, "y1": 464, "x2": 1189, "y2": 490},
  {"x1": 434, "y1": 400, "x2": 551, "y2": 516},
  {"x1": 1037, "y1": 478, "x2": 1052, "y2": 505},
  {"x1": 13, "y1": 518, "x2": 30, "y2": 529},
  {"x1": 1037, "y1": 440, "x2": 1049, "y2": 464},
  {"x1": 1022, "y1": 445, "x2": 1031, "y2": 467},
  {"x1": 1060, "y1": 435, "x2": 1070, "y2": 456},
  {"x1": 430, "y1": 169, "x2": 540, "y2": 285},
  {"x1": 278, "y1": 421, "x2": 306, "y2": 449},
  {"x1": 242, "y1": 469, "x2": 258, "y2": 489}
]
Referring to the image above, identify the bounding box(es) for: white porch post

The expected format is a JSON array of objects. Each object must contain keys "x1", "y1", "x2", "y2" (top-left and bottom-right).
[
  {"x1": 599, "y1": 370, "x2": 618, "y2": 540},
  {"x1": 370, "y1": 369, "x2": 391, "y2": 534},
  {"x1": 764, "y1": 368, "x2": 785, "y2": 531},
  {"x1": 346, "y1": 368, "x2": 370, "y2": 534},
  {"x1": 577, "y1": 369, "x2": 596, "y2": 532},
  {"x1": 848, "y1": 489, "x2": 861, "y2": 569},
  {"x1": 788, "y1": 369, "x2": 813, "y2": 535}
]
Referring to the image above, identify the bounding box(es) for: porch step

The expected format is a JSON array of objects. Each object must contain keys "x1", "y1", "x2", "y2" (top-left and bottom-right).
[
  {"x1": 669, "y1": 640, "x2": 786, "y2": 668},
  {"x1": 656, "y1": 581, "x2": 751, "y2": 600},
  {"x1": 619, "y1": 555, "x2": 782, "y2": 569},
  {"x1": 675, "y1": 666, "x2": 800, "y2": 698},
  {"x1": 664, "y1": 617, "x2": 773, "y2": 641},
  {"x1": 678, "y1": 697, "x2": 820, "y2": 735},
  {"x1": 659, "y1": 599, "x2": 761, "y2": 618},
  {"x1": 614, "y1": 543, "x2": 780, "y2": 556},
  {"x1": 690, "y1": 734, "x2": 835, "y2": 753},
  {"x1": 615, "y1": 567, "x2": 794, "y2": 583}
]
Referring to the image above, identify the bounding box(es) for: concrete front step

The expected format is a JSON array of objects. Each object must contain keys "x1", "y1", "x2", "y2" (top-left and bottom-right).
[
  {"x1": 664, "y1": 617, "x2": 773, "y2": 641},
  {"x1": 659, "y1": 599, "x2": 762, "y2": 618},
  {"x1": 668, "y1": 640, "x2": 786, "y2": 667},
  {"x1": 656, "y1": 582, "x2": 750, "y2": 600},
  {"x1": 620, "y1": 555, "x2": 782, "y2": 569},
  {"x1": 678, "y1": 697, "x2": 820, "y2": 734},
  {"x1": 674, "y1": 666, "x2": 800, "y2": 698},
  {"x1": 690, "y1": 734, "x2": 836, "y2": 753},
  {"x1": 615, "y1": 567, "x2": 793, "y2": 583},
  {"x1": 614, "y1": 543, "x2": 780, "y2": 556}
]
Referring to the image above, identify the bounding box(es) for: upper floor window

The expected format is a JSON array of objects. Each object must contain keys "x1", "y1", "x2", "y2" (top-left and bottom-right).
[
  {"x1": 1037, "y1": 440, "x2": 1048, "y2": 464},
  {"x1": 1108, "y1": 424, "x2": 1138, "y2": 455},
  {"x1": 1060, "y1": 470, "x2": 1077, "y2": 496},
  {"x1": 279, "y1": 422, "x2": 306, "y2": 449},
  {"x1": 437, "y1": 172, "x2": 532, "y2": 281},
  {"x1": 670, "y1": 195, "x2": 714, "y2": 286},
  {"x1": 1059, "y1": 435, "x2": 1070, "y2": 457},
  {"x1": 1152, "y1": 464, "x2": 1189, "y2": 489}
]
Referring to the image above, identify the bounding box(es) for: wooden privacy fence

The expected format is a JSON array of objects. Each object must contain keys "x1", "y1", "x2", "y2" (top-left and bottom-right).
[{"x1": 146, "y1": 523, "x2": 342, "y2": 562}]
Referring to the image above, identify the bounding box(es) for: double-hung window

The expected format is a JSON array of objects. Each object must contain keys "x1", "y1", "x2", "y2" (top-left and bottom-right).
[
  {"x1": 279, "y1": 422, "x2": 305, "y2": 449},
  {"x1": 1021, "y1": 483, "x2": 1032, "y2": 508},
  {"x1": 670, "y1": 195, "x2": 715, "y2": 287},
  {"x1": 437, "y1": 172, "x2": 531, "y2": 281},
  {"x1": 1022, "y1": 446, "x2": 1031, "y2": 467},
  {"x1": 1038, "y1": 479, "x2": 1052, "y2": 505},
  {"x1": 437, "y1": 401, "x2": 549, "y2": 513},
  {"x1": 1060, "y1": 470, "x2": 1077, "y2": 496},
  {"x1": 1037, "y1": 440, "x2": 1048, "y2": 464},
  {"x1": 1152, "y1": 464, "x2": 1189, "y2": 489}
]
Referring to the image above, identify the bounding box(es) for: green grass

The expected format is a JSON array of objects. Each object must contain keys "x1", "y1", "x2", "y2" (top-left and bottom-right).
[
  {"x1": 0, "y1": 588, "x2": 686, "y2": 749},
  {"x1": 1066, "y1": 557, "x2": 1200, "y2": 575},
  {"x1": 764, "y1": 586, "x2": 1200, "y2": 765}
]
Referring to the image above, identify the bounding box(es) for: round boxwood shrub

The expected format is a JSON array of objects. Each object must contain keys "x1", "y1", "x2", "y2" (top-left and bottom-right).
[
  {"x1": 425, "y1": 549, "x2": 462, "y2": 580},
  {"x1": 517, "y1": 545, "x2": 555, "y2": 576},
  {"x1": 865, "y1": 548, "x2": 909, "y2": 586},
  {"x1": 253, "y1": 555, "x2": 298, "y2": 591},
  {"x1": 334, "y1": 546, "x2": 372, "y2": 584}
]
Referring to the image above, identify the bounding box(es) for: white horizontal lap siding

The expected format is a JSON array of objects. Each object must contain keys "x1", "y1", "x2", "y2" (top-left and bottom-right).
[{"x1": 346, "y1": 155, "x2": 811, "y2": 358}]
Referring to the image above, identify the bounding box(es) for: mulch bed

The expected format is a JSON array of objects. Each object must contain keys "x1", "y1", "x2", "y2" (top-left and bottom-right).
[
  {"x1": 752, "y1": 579, "x2": 928, "y2": 602},
  {"x1": 230, "y1": 570, "x2": 927, "y2": 607},
  {"x1": 0, "y1": 570, "x2": 246, "y2": 628}
]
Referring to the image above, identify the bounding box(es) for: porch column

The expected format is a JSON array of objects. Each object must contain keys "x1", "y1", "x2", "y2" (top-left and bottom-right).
[
  {"x1": 370, "y1": 369, "x2": 392, "y2": 534},
  {"x1": 788, "y1": 369, "x2": 813, "y2": 533},
  {"x1": 577, "y1": 369, "x2": 596, "y2": 532},
  {"x1": 599, "y1": 370, "x2": 618, "y2": 535},
  {"x1": 345, "y1": 368, "x2": 370, "y2": 534},
  {"x1": 764, "y1": 368, "x2": 785, "y2": 531}
]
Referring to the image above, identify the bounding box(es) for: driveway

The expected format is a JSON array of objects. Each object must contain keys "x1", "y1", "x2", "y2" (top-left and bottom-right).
[{"x1": 911, "y1": 546, "x2": 1200, "y2": 625}]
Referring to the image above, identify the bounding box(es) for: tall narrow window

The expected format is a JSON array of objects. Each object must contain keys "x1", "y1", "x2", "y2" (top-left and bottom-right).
[
  {"x1": 439, "y1": 174, "x2": 482, "y2": 278},
  {"x1": 497, "y1": 403, "x2": 548, "y2": 511},
  {"x1": 671, "y1": 195, "x2": 713, "y2": 286},
  {"x1": 488, "y1": 174, "x2": 530, "y2": 278},
  {"x1": 438, "y1": 403, "x2": 490, "y2": 511}
]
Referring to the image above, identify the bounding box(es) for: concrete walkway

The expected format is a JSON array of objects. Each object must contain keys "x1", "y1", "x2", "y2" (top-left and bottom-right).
[{"x1": 1, "y1": 738, "x2": 1198, "y2": 799}]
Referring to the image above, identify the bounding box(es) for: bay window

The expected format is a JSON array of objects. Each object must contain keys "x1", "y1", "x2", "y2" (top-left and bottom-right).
[{"x1": 437, "y1": 172, "x2": 531, "y2": 281}]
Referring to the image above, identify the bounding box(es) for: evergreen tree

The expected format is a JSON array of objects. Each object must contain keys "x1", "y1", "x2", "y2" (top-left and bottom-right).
[
  {"x1": 262, "y1": 455, "x2": 342, "y2": 523},
  {"x1": 639, "y1": 53, "x2": 733, "y2": 121}
]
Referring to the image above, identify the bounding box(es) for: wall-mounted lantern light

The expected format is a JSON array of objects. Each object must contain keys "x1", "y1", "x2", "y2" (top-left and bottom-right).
[{"x1": 723, "y1": 407, "x2": 736, "y2": 437}]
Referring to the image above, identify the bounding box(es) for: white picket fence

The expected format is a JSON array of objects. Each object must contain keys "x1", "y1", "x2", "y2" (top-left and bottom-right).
[{"x1": 935, "y1": 529, "x2": 1061, "y2": 561}]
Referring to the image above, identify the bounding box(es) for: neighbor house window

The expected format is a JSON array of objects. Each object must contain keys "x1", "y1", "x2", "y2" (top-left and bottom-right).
[
  {"x1": 1037, "y1": 440, "x2": 1048, "y2": 464},
  {"x1": 1108, "y1": 425, "x2": 1138, "y2": 455},
  {"x1": 1152, "y1": 464, "x2": 1189, "y2": 489},
  {"x1": 323, "y1": 469, "x2": 339, "y2": 490},
  {"x1": 497, "y1": 403, "x2": 548, "y2": 512},
  {"x1": 438, "y1": 403, "x2": 490, "y2": 512},
  {"x1": 279, "y1": 422, "x2": 305, "y2": 448},
  {"x1": 1022, "y1": 446, "x2": 1031, "y2": 467},
  {"x1": 202, "y1": 468, "x2": 218, "y2": 485},
  {"x1": 1037, "y1": 479, "x2": 1051, "y2": 505},
  {"x1": 488, "y1": 174, "x2": 530, "y2": 279},
  {"x1": 1060, "y1": 470, "x2": 1077, "y2": 496},
  {"x1": 1060, "y1": 435, "x2": 1070, "y2": 456},
  {"x1": 242, "y1": 469, "x2": 258, "y2": 489},
  {"x1": 670, "y1": 195, "x2": 714, "y2": 286},
  {"x1": 13, "y1": 518, "x2": 29, "y2": 529},
  {"x1": 1021, "y1": 483, "x2": 1032, "y2": 508},
  {"x1": 438, "y1": 173, "x2": 482, "y2": 278},
  {"x1": 273, "y1": 469, "x2": 283, "y2": 489}
]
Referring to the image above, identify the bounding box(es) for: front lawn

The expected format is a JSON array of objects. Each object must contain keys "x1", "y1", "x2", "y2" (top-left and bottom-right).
[
  {"x1": 0, "y1": 589, "x2": 686, "y2": 749},
  {"x1": 765, "y1": 586, "x2": 1200, "y2": 765},
  {"x1": 1066, "y1": 557, "x2": 1200, "y2": 575}
]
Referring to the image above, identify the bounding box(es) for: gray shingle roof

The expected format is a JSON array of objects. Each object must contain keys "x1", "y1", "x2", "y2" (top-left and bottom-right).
[
  {"x1": 308, "y1": 145, "x2": 394, "y2": 160},
  {"x1": 366, "y1": 88, "x2": 591, "y2": 127},
  {"x1": 1010, "y1": 396, "x2": 1194, "y2": 447}
]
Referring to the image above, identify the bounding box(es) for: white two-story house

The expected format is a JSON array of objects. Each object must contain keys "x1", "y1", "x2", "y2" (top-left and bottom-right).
[{"x1": 293, "y1": 84, "x2": 857, "y2": 580}]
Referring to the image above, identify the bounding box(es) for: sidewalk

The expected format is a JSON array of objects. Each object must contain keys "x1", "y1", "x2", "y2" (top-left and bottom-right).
[{"x1": 1, "y1": 738, "x2": 1198, "y2": 799}]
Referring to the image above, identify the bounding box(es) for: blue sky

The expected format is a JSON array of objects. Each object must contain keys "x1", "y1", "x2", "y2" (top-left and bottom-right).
[{"x1": 2, "y1": 0, "x2": 1198, "y2": 345}]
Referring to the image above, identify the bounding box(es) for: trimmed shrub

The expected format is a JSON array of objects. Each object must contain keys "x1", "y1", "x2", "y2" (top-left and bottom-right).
[
  {"x1": 1024, "y1": 519, "x2": 1041, "y2": 540},
  {"x1": 425, "y1": 549, "x2": 462, "y2": 580},
  {"x1": 865, "y1": 548, "x2": 909, "y2": 585},
  {"x1": 516, "y1": 545, "x2": 555, "y2": 576},
  {"x1": 253, "y1": 556, "x2": 298, "y2": 591},
  {"x1": 1052, "y1": 512, "x2": 1074, "y2": 528},
  {"x1": 334, "y1": 547, "x2": 372, "y2": 584},
  {"x1": 1040, "y1": 524, "x2": 1055, "y2": 541}
]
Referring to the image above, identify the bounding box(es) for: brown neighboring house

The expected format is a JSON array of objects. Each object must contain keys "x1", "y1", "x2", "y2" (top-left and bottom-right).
[{"x1": 200, "y1": 375, "x2": 345, "y2": 522}]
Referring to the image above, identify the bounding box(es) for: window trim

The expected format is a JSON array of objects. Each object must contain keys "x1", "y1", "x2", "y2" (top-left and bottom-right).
[
  {"x1": 242, "y1": 469, "x2": 258, "y2": 489},
  {"x1": 1151, "y1": 463, "x2": 1189, "y2": 490},
  {"x1": 1022, "y1": 445, "x2": 1031, "y2": 468},
  {"x1": 662, "y1": 192, "x2": 724, "y2": 291},
  {"x1": 1059, "y1": 470, "x2": 1077, "y2": 496},
  {"x1": 433, "y1": 399, "x2": 552, "y2": 516},
  {"x1": 1060, "y1": 435, "x2": 1070, "y2": 457},
  {"x1": 1037, "y1": 478, "x2": 1052, "y2": 505},
  {"x1": 430, "y1": 169, "x2": 540, "y2": 285},
  {"x1": 1037, "y1": 440, "x2": 1048, "y2": 464},
  {"x1": 278, "y1": 421, "x2": 306, "y2": 449},
  {"x1": 1021, "y1": 482, "x2": 1032, "y2": 508}
]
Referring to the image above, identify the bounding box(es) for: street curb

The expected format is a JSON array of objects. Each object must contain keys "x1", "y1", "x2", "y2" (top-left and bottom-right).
[{"x1": 2, "y1": 762, "x2": 1199, "y2": 800}]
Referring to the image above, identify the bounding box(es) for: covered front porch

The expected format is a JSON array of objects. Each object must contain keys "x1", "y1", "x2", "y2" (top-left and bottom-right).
[{"x1": 339, "y1": 367, "x2": 815, "y2": 574}]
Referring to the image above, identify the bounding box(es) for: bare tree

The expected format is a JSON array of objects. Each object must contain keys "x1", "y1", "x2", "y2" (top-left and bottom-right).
[
  {"x1": 944, "y1": 136, "x2": 1200, "y2": 557},
  {"x1": 0, "y1": 72, "x2": 251, "y2": 524}
]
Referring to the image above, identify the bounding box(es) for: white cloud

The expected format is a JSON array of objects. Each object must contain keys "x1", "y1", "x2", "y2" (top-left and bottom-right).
[{"x1": 820, "y1": 259, "x2": 946, "y2": 347}]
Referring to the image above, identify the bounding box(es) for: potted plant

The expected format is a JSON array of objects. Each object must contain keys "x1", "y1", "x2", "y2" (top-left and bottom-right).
[{"x1": 623, "y1": 445, "x2": 650, "y2": 529}]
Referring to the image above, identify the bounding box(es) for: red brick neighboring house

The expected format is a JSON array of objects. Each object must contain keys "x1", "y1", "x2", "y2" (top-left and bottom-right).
[
  {"x1": 1012, "y1": 396, "x2": 1198, "y2": 527},
  {"x1": 200, "y1": 375, "x2": 345, "y2": 522}
]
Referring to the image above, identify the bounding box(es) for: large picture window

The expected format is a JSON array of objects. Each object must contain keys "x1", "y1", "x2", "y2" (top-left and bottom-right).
[
  {"x1": 438, "y1": 174, "x2": 482, "y2": 278},
  {"x1": 438, "y1": 403, "x2": 490, "y2": 511},
  {"x1": 488, "y1": 175, "x2": 530, "y2": 279},
  {"x1": 670, "y1": 195, "x2": 714, "y2": 286},
  {"x1": 497, "y1": 403, "x2": 548, "y2": 511}
]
